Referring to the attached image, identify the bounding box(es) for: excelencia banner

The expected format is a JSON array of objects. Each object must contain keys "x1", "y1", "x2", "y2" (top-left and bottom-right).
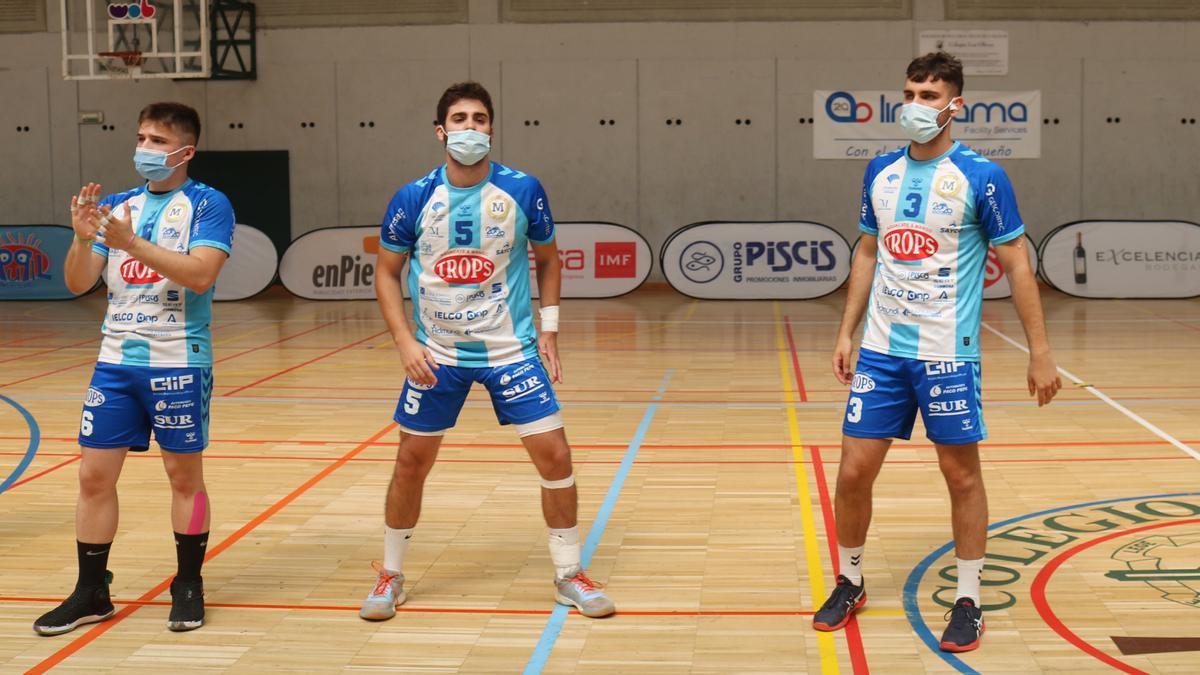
[
  {"x1": 281, "y1": 223, "x2": 651, "y2": 301},
  {"x1": 662, "y1": 221, "x2": 851, "y2": 300},
  {"x1": 814, "y1": 90, "x2": 1041, "y2": 159},
  {"x1": 1039, "y1": 220, "x2": 1200, "y2": 299},
  {"x1": 0, "y1": 225, "x2": 92, "y2": 300}
]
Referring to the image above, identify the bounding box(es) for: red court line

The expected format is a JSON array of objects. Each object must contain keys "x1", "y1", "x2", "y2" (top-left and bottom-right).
[
  {"x1": 0, "y1": 357, "x2": 95, "y2": 389},
  {"x1": 208, "y1": 383, "x2": 1200, "y2": 393},
  {"x1": 4, "y1": 455, "x2": 80, "y2": 490},
  {"x1": 0, "y1": 596, "x2": 816, "y2": 617},
  {"x1": 0, "y1": 337, "x2": 96, "y2": 364},
  {"x1": 785, "y1": 315, "x2": 868, "y2": 674},
  {"x1": 26, "y1": 421, "x2": 398, "y2": 675},
  {"x1": 222, "y1": 329, "x2": 390, "y2": 396},
  {"x1": 213, "y1": 320, "x2": 337, "y2": 364},
  {"x1": 1029, "y1": 518, "x2": 1200, "y2": 675}
]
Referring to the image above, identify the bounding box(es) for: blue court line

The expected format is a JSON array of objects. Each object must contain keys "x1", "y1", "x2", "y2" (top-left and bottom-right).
[
  {"x1": 523, "y1": 369, "x2": 672, "y2": 675},
  {"x1": 903, "y1": 491, "x2": 1200, "y2": 674},
  {"x1": 0, "y1": 393, "x2": 41, "y2": 494}
]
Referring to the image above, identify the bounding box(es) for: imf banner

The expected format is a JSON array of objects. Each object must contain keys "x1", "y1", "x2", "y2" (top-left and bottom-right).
[
  {"x1": 814, "y1": 90, "x2": 1041, "y2": 159},
  {"x1": 0, "y1": 225, "x2": 91, "y2": 300}
]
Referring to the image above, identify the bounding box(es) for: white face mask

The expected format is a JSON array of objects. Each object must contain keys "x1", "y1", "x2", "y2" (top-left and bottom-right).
[
  {"x1": 442, "y1": 128, "x2": 490, "y2": 166},
  {"x1": 898, "y1": 98, "x2": 958, "y2": 144}
]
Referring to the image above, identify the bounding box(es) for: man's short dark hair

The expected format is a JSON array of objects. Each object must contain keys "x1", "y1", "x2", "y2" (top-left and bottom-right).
[
  {"x1": 138, "y1": 102, "x2": 201, "y2": 143},
  {"x1": 906, "y1": 52, "x2": 964, "y2": 96},
  {"x1": 436, "y1": 81, "x2": 494, "y2": 126}
]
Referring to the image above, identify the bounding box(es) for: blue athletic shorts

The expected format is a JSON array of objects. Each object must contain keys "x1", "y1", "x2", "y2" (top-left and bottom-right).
[
  {"x1": 842, "y1": 348, "x2": 986, "y2": 445},
  {"x1": 394, "y1": 357, "x2": 561, "y2": 433},
  {"x1": 78, "y1": 362, "x2": 212, "y2": 453}
]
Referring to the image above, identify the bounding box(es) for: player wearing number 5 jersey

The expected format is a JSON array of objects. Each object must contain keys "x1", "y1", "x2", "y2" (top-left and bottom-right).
[
  {"x1": 813, "y1": 53, "x2": 1062, "y2": 652},
  {"x1": 361, "y1": 82, "x2": 614, "y2": 621},
  {"x1": 34, "y1": 103, "x2": 233, "y2": 637}
]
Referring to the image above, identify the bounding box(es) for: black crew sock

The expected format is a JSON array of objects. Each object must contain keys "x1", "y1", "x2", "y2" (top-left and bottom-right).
[
  {"x1": 77, "y1": 540, "x2": 112, "y2": 588},
  {"x1": 174, "y1": 532, "x2": 209, "y2": 582}
]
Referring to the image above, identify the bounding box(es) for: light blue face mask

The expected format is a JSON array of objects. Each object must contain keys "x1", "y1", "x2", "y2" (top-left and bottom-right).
[
  {"x1": 133, "y1": 145, "x2": 191, "y2": 181},
  {"x1": 443, "y1": 129, "x2": 490, "y2": 166},
  {"x1": 898, "y1": 99, "x2": 958, "y2": 144}
]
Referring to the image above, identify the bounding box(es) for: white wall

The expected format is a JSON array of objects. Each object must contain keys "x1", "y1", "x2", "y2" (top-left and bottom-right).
[{"x1": 2, "y1": 0, "x2": 1198, "y2": 270}]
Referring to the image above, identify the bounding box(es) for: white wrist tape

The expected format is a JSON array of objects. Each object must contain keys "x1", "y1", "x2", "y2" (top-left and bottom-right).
[{"x1": 539, "y1": 305, "x2": 559, "y2": 333}]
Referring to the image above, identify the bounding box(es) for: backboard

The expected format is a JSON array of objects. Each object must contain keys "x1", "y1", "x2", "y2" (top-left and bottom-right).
[{"x1": 61, "y1": 0, "x2": 210, "y2": 80}]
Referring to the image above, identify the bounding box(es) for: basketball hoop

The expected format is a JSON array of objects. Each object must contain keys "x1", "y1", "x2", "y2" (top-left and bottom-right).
[{"x1": 97, "y1": 50, "x2": 146, "y2": 77}]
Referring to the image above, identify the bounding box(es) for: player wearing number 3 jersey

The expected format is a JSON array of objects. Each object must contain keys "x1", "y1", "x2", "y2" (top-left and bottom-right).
[
  {"x1": 814, "y1": 53, "x2": 1062, "y2": 652},
  {"x1": 361, "y1": 82, "x2": 614, "y2": 622}
]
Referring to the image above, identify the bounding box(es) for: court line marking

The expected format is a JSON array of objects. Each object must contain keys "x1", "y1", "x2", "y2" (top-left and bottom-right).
[
  {"x1": 523, "y1": 370, "x2": 670, "y2": 675},
  {"x1": 783, "y1": 316, "x2": 869, "y2": 674},
  {"x1": 213, "y1": 320, "x2": 338, "y2": 364},
  {"x1": 0, "y1": 596, "x2": 917, "y2": 618},
  {"x1": 903, "y1": 491, "x2": 1200, "y2": 674},
  {"x1": 26, "y1": 422, "x2": 398, "y2": 674},
  {"x1": 222, "y1": 329, "x2": 390, "y2": 396},
  {"x1": 774, "y1": 306, "x2": 841, "y2": 674},
  {"x1": 0, "y1": 337, "x2": 97, "y2": 365},
  {"x1": 981, "y1": 321, "x2": 1200, "y2": 462},
  {"x1": 1030, "y1": 517, "x2": 1200, "y2": 674},
  {"x1": 3, "y1": 456, "x2": 80, "y2": 490},
  {"x1": 0, "y1": 394, "x2": 40, "y2": 494}
]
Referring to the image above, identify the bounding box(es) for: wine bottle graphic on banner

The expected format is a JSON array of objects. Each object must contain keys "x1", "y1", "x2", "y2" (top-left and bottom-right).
[{"x1": 1073, "y1": 231, "x2": 1087, "y2": 284}]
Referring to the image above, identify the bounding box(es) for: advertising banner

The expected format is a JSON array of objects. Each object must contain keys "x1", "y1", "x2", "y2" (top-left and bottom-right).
[
  {"x1": 215, "y1": 224, "x2": 278, "y2": 301},
  {"x1": 662, "y1": 221, "x2": 851, "y2": 300},
  {"x1": 814, "y1": 89, "x2": 1041, "y2": 159},
  {"x1": 281, "y1": 223, "x2": 650, "y2": 300},
  {"x1": 530, "y1": 222, "x2": 652, "y2": 298},
  {"x1": 0, "y1": 225, "x2": 91, "y2": 300},
  {"x1": 1039, "y1": 221, "x2": 1200, "y2": 298}
]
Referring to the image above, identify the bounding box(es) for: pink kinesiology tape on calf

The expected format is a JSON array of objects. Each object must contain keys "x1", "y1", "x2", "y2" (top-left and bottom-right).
[{"x1": 187, "y1": 491, "x2": 208, "y2": 534}]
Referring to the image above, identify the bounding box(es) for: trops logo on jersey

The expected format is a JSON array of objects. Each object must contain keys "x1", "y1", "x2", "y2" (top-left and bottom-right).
[
  {"x1": 120, "y1": 258, "x2": 164, "y2": 285},
  {"x1": 884, "y1": 227, "x2": 939, "y2": 261},
  {"x1": 433, "y1": 251, "x2": 495, "y2": 284}
]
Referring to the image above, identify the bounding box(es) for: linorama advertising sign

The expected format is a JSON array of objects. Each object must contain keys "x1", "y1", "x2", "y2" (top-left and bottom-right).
[
  {"x1": 814, "y1": 90, "x2": 1040, "y2": 159},
  {"x1": 0, "y1": 225, "x2": 92, "y2": 300},
  {"x1": 1039, "y1": 220, "x2": 1200, "y2": 299},
  {"x1": 280, "y1": 223, "x2": 650, "y2": 300},
  {"x1": 662, "y1": 221, "x2": 851, "y2": 299}
]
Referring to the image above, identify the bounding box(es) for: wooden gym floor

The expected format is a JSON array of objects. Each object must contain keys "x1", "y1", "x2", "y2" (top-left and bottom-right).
[{"x1": 1, "y1": 285, "x2": 1198, "y2": 673}]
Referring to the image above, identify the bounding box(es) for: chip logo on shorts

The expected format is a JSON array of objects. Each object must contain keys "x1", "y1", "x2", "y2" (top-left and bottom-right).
[
  {"x1": 851, "y1": 373, "x2": 876, "y2": 394},
  {"x1": 84, "y1": 387, "x2": 106, "y2": 407}
]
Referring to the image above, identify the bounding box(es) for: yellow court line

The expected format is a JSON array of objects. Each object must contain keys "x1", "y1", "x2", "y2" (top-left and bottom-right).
[{"x1": 773, "y1": 301, "x2": 839, "y2": 674}]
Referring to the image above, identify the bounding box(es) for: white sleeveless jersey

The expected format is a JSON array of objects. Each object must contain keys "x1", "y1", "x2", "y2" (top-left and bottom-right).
[
  {"x1": 93, "y1": 180, "x2": 235, "y2": 367},
  {"x1": 379, "y1": 162, "x2": 554, "y2": 368}
]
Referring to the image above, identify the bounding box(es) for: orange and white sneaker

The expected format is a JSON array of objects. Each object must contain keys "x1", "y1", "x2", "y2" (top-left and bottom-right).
[
  {"x1": 554, "y1": 568, "x2": 615, "y2": 618},
  {"x1": 359, "y1": 561, "x2": 406, "y2": 621}
]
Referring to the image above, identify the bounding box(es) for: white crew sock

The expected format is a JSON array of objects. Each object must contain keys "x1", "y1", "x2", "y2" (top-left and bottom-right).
[
  {"x1": 839, "y1": 544, "x2": 865, "y2": 585},
  {"x1": 383, "y1": 526, "x2": 413, "y2": 573},
  {"x1": 956, "y1": 557, "x2": 984, "y2": 606},
  {"x1": 548, "y1": 526, "x2": 582, "y2": 580}
]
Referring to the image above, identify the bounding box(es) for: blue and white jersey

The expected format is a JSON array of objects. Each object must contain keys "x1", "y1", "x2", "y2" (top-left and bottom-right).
[
  {"x1": 859, "y1": 142, "x2": 1024, "y2": 362},
  {"x1": 93, "y1": 180, "x2": 235, "y2": 368},
  {"x1": 379, "y1": 162, "x2": 555, "y2": 368}
]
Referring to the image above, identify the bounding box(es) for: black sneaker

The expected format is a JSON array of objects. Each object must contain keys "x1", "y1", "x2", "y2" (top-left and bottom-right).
[
  {"x1": 939, "y1": 597, "x2": 985, "y2": 652},
  {"x1": 33, "y1": 572, "x2": 115, "y2": 636},
  {"x1": 168, "y1": 578, "x2": 205, "y2": 632},
  {"x1": 812, "y1": 575, "x2": 866, "y2": 632}
]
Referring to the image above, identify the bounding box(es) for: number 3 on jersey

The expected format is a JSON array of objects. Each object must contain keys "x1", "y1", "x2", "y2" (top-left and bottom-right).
[{"x1": 902, "y1": 193, "x2": 922, "y2": 219}]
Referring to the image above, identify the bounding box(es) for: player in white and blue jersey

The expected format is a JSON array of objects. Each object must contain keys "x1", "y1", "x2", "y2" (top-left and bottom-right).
[
  {"x1": 361, "y1": 82, "x2": 614, "y2": 621},
  {"x1": 35, "y1": 103, "x2": 233, "y2": 637},
  {"x1": 813, "y1": 54, "x2": 1062, "y2": 651}
]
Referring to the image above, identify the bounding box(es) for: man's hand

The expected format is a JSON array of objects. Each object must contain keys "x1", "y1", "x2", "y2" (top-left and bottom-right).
[
  {"x1": 70, "y1": 183, "x2": 103, "y2": 241},
  {"x1": 397, "y1": 336, "x2": 439, "y2": 387},
  {"x1": 831, "y1": 334, "x2": 855, "y2": 385},
  {"x1": 97, "y1": 202, "x2": 138, "y2": 252},
  {"x1": 1028, "y1": 351, "x2": 1062, "y2": 407},
  {"x1": 539, "y1": 331, "x2": 562, "y2": 384}
]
